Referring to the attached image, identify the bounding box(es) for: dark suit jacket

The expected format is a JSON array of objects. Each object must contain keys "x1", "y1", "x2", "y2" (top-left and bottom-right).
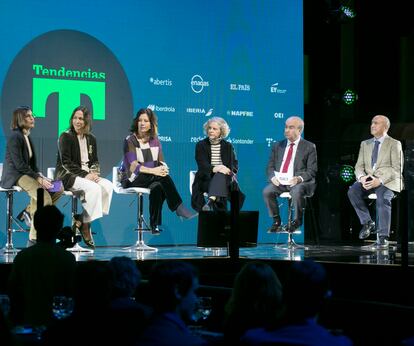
[
  {"x1": 55, "y1": 129, "x2": 99, "y2": 189},
  {"x1": 191, "y1": 138, "x2": 240, "y2": 211},
  {"x1": 266, "y1": 138, "x2": 317, "y2": 195},
  {"x1": 1, "y1": 128, "x2": 40, "y2": 188}
]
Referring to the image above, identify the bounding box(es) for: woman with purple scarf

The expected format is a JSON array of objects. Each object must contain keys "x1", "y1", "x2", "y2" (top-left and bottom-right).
[{"x1": 121, "y1": 108, "x2": 196, "y2": 234}]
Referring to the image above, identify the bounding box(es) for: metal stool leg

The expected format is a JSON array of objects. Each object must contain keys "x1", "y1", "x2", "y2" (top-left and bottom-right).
[
  {"x1": 2, "y1": 191, "x2": 18, "y2": 253},
  {"x1": 125, "y1": 193, "x2": 157, "y2": 252},
  {"x1": 275, "y1": 196, "x2": 308, "y2": 250}
]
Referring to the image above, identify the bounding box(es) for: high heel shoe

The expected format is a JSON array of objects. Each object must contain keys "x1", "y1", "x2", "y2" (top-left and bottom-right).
[
  {"x1": 151, "y1": 225, "x2": 162, "y2": 235},
  {"x1": 80, "y1": 222, "x2": 95, "y2": 249},
  {"x1": 17, "y1": 208, "x2": 32, "y2": 228},
  {"x1": 176, "y1": 203, "x2": 198, "y2": 220}
]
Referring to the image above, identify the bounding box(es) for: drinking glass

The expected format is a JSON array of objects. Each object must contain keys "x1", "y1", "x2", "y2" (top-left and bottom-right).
[
  {"x1": 192, "y1": 296, "x2": 212, "y2": 323},
  {"x1": 52, "y1": 296, "x2": 74, "y2": 320}
]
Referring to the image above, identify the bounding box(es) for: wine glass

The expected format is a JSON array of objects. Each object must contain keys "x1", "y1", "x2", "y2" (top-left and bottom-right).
[
  {"x1": 52, "y1": 296, "x2": 74, "y2": 320},
  {"x1": 192, "y1": 296, "x2": 212, "y2": 323},
  {"x1": 0, "y1": 294, "x2": 10, "y2": 317}
]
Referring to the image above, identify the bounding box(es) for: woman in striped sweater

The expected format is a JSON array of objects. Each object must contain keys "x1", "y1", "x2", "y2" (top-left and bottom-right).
[{"x1": 191, "y1": 117, "x2": 244, "y2": 212}]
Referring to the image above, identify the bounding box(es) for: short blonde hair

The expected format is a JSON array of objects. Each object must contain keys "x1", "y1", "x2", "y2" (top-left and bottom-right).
[{"x1": 203, "y1": 117, "x2": 230, "y2": 138}]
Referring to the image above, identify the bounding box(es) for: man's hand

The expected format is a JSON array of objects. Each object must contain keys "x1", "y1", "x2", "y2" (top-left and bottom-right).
[
  {"x1": 362, "y1": 176, "x2": 381, "y2": 190},
  {"x1": 288, "y1": 176, "x2": 301, "y2": 186},
  {"x1": 271, "y1": 176, "x2": 280, "y2": 186}
]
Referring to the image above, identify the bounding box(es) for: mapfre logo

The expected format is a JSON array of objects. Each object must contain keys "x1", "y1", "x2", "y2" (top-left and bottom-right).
[
  {"x1": 190, "y1": 75, "x2": 209, "y2": 93},
  {"x1": 1, "y1": 29, "x2": 133, "y2": 175}
]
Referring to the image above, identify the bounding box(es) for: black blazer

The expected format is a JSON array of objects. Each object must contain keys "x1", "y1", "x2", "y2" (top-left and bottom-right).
[
  {"x1": 55, "y1": 130, "x2": 99, "y2": 189},
  {"x1": 1, "y1": 128, "x2": 40, "y2": 188},
  {"x1": 266, "y1": 138, "x2": 317, "y2": 194},
  {"x1": 191, "y1": 138, "x2": 240, "y2": 211}
]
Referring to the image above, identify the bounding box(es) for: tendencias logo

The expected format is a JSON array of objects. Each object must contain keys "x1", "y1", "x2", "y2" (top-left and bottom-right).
[
  {"x1": 32, "y1": 64, "x2": 107, "y2": 135},
  {"x1": 1, "y1": 29, "x2": 133, "y2": 175}
]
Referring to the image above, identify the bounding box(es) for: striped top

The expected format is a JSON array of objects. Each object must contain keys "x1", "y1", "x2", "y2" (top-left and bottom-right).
[{"x1": 211, "y1": 143, "x2": 222, "y2": 166}]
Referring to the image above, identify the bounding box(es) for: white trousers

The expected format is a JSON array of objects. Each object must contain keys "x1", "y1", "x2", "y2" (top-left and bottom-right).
[{"x1": 71, "y1": 176, "x2": 113, "y2": 223}]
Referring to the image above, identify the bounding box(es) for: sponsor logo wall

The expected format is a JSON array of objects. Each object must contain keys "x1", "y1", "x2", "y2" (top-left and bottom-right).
[{"x1": 0, "y1": 0, "x2": 303, "y2": 247}]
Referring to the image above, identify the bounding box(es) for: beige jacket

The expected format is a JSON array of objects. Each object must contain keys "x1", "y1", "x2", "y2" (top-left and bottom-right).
[{"x1": 355, "y1": 135, "x2": 404, "y2": 192}]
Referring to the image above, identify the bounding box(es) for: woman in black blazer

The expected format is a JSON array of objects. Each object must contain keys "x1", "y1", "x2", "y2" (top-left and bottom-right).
[
  {"x1": 191, "y1": 117, "x2": 244, "y2": 212},
  {"x1": 56, "y1": 106, "x2": 113, "y2": 249},
  {"x1": 0, "y1": 106, "x2": 62, "y2": 243}
]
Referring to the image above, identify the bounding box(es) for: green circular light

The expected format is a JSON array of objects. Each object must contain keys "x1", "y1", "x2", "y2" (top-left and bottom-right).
[
  {"x1": 340, "y1": 165, "x2": 355, "y2": 183},
  {"x1": 343, "y1": 89, "x2": 357, "y2": 105}
]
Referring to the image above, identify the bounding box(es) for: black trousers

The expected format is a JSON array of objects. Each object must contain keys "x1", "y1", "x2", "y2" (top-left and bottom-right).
[{"x1": 125, "y1": 174, "x2": 182, "y2": 227}]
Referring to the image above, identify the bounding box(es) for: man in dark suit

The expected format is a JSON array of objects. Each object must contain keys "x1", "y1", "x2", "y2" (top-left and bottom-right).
[{"x1": 263, "y1": 116, "x2": 317, "y2": 233}]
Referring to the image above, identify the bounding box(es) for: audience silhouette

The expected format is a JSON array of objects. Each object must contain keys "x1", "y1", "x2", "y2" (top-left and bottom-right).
[
  {"x1": 241, "y1": 260, "x2": 353, "y2": 346},
  {"x1": 224, "y1": 261, "x2": 284, "y2": 344},
  {"x1": 8, "y1": 205, "x2": 76, "y2": 328}
]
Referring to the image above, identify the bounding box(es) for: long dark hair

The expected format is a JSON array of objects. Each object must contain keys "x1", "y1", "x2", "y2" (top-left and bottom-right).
[
  {"x1": 130, "y1": 108, "x2": 158, "y2": 139},
  {"x1": 69, "y1": 105, "x2": 91, "y2": 134}
]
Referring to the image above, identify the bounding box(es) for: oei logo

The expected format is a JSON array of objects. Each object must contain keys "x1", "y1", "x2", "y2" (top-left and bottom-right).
[{"x1": 191, "y1": 75, "x2": 209, "y2": 94}]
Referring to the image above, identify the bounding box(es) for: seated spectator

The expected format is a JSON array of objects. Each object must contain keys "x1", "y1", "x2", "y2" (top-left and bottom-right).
[
  {"x1": 107, "y1": 256, "x2": 152, "y2": 343},
  {"x1": 136, "y1": 261, "x2": 207, "y2": 346},
  {"x1": 43, "y1": 260, "x2": 114, "y2": 346},
  {"x1": 241, "y1": 260, "x2": 353, "y2": 346},
  {"x1": 8, "y1": 205, "x2": 76, "y2": 328},
  {"x1": 224, "y1": 261, "x2": 284, "y2": 344}
]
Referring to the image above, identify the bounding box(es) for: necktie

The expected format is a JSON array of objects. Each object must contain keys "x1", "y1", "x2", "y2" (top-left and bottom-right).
[
  {"x1": 371, "y1": 140, "x2": 379, "y2": 168},
  {"x1": 281, "y1": 143, "x2": 294, "y2": 173}
]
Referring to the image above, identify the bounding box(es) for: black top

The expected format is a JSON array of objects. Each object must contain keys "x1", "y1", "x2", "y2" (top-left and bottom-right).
[
  {"x1": 55, "y1": 129, "x2": 99, "y2": 189},
  {"x1": 1, "y1": 128, "x2": 40, "y2": 188},
  {"x1": 191, "y1": 137, "x2": 239, "y2": 211}
]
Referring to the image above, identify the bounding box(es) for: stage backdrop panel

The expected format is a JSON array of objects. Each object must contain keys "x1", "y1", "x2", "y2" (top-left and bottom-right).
[{"x1": 0, "y1": 0, "x2": 303, "y2": 247}]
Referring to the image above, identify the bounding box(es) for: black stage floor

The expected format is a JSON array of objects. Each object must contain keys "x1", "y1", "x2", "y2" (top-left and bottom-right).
[{"x1": 2, "y1": 242, "x2": 414, "y2": 307}]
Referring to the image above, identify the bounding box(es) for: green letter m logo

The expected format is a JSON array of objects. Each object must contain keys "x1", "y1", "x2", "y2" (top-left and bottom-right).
[{"x1": 32, "y1": 78, "x2": 106, "y2": 135}]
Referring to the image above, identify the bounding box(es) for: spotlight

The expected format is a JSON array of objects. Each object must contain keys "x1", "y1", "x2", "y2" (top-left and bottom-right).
[
  {"x1": 340, "y1": 165, "x2": 355, "y2": 184},
  {"x1": 342, "y1": 89, "x2": 358, "y2": 105},
  {"x1": 340, "y1": 5, "x2": 356, "y2": 19}
]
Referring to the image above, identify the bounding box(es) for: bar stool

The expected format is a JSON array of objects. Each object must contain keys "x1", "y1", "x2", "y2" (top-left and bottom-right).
[
  {"x1": 0, "y1": 164, "x2": 24, "y2": 253},
  {"x1": 47, "y1": 168, "x2": 93, "y2": 253},
  {"x1": 274, "y1": 192, "x2": 309, "y2": 250},
  {"x1": 112, "y1": 167, "x2": 156, "y2": 252}
]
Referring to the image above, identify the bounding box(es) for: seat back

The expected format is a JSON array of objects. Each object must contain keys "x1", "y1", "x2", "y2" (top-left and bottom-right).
[
  {"x1": 189, "y1": 170, "x2": 196, "y2": 194},
  {"x1": 47, "y1": 167, "x2": 55, "y2": 180}
]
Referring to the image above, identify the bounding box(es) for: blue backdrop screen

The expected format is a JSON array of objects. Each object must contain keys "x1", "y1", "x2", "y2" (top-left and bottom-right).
[{"x1": 0, "y1": 0, "x2": 303, "y2": 246}]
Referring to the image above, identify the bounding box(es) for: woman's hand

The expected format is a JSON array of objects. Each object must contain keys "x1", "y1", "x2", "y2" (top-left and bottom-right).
[
  {"x1": 85, "y1": 173, "x2": 100, "y2": 183},
  {"x1": 213, "y1": 165, "x2": 231, "y2": 175},
  {"x1": 152, "y1": 165, "x2": 169, "y2": 177},
  {"x1": 37, "y1": 176, "x2": 53, "y2": 190}
]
